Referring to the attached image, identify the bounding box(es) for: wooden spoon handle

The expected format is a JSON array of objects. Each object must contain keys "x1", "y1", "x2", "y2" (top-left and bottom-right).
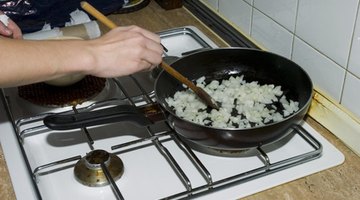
[
  {"x1": 159, "y1": 61, "x2": 199, "y2": 91},
  {"x1": 80, "y1": 1, "x2": 117, "y2": 29}
]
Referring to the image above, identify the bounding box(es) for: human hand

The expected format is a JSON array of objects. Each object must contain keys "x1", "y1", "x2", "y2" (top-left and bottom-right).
[
  {"x1": 0, "y1": 11, "x2": 22, "y2": 39},
  {"x1": 0, "y1": 25, "x2": 162, "y2": 87},
  {"x1": 85, "y1": 25, "x2": 163, "y2": 77}
]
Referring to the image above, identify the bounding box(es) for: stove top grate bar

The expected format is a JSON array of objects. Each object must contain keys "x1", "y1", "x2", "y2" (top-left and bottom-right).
[
  {"x1": 170, "y1": 131, "x2": 213, "y2": 185},
  {"x1": 101, "y1": 162, "x2": 125, "y2": 200},
  {"x1": 18, "y1": 124, "x2": 49, "y2": 142},
  {"x1": 129, "y1": 75, "x2": 156, "y2": 105},
  {"x1": 111, "y1": 130, "x2": 172, "y2": 150},
  {"x1": 159, "y1": 125, "x2": 323, "y2": 200},
  {"x1": 32, "y1": 155, "x2": 82, "y2": 182},
  {"x1": 152, "y1": 132, "x2": 193, "y2": 192},
  {"x1": 112, "y1": 78, "x2": 141, "y2": 107},
  {"x1": 81, "y1": 126, "x2": 95, "y2": 149},
  {"x1": 142, "y1": 123, "x2": 193, "y2": 192}
]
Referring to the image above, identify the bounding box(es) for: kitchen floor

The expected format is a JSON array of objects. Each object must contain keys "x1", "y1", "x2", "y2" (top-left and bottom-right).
[{"x1": 1, "y1": 1, "x2": 360, "y2": 200}]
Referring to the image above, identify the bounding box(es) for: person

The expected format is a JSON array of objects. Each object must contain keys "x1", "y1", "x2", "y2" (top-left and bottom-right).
[{"x1": 0, "y1": 11, "x2": 163, "y2": 88}]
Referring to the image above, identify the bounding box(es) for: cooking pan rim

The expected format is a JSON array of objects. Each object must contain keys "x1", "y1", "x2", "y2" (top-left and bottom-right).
[{"x1": 154, "y1": 47, "x2": 313, "y2": 131}]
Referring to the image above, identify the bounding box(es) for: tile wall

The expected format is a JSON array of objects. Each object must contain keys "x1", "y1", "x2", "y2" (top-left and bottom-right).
[{"x1": 201, "y1": 0, "x2": 360, "y2": 120}]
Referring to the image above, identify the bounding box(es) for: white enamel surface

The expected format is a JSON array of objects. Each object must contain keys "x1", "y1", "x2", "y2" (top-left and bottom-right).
[
  {"x1": 251, "y1": 9, "x2": 293, "y2": 58},
  {"x1": 292, "y1": 37, "x2": 345, "y2": 101},
  {"x1": 296, "y1": 0, "x2": 358, "y2": 67},
  {"x1": 254, "y1": 0, "x2": 298, "y2": 32},
  {"x1": 219, "y1": 0, "x2": 253, "y2": 34},
  {"x1": 342, "y1": 72, "x2": 360, "y2": 119},
  {"x1": 0, "y1": 117, "x2": 38, "y2": 200}
]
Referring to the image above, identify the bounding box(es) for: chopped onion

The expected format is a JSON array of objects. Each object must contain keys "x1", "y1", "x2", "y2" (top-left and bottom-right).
[{"x1": 165, "y1": 75, "x2": 299, "y2": 129}]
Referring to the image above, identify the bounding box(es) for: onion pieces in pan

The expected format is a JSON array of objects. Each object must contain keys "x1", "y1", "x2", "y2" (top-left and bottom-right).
[{"x1": 165, "y1": 75, "x2": 299, "y2": 129}]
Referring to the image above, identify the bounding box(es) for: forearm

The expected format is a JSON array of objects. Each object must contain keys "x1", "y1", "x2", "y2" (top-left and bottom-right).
[
  {"x1": 0, "y1": 38, "x2": 93, "y2": 87},
  {"x1": 0, "y1": 25, "x2": 163, "y2": 88}
]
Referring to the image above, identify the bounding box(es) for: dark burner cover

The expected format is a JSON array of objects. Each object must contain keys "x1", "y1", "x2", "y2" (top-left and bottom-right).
[{"x1": 18, "y1": 76, "x2": 106, "y2": 107}]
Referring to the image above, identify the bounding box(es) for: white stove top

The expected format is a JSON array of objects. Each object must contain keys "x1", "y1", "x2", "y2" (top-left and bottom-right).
[{"x1": 0, "y1": 26, "x2": 344, "y2": 200}]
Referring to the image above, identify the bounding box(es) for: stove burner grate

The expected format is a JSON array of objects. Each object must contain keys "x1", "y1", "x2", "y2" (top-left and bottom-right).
[
  {"x1": 14, "y1": 78, "x2": 323, "y2": 200},
  {"x1": 27, "y1": 118, "x2": 322, "y2": 199}
]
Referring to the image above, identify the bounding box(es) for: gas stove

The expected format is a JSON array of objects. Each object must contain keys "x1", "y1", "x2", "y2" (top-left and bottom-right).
[{"x1": 0, "y1": 26, "x2": 344, "y2": 200}]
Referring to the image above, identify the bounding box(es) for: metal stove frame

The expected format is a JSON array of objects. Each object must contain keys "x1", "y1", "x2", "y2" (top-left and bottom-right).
[{"x1": 1, "y1": 73, "x2": 322, "y2": 199}]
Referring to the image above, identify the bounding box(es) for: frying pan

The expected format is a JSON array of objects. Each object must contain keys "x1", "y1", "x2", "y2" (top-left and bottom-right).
[{"x1": 44, "y1": 48, "x2": 313, "y2": 150}]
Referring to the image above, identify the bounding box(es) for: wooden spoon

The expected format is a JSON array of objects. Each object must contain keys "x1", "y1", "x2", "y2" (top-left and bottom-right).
[{"x1": 80, "y1": 1, "x2": 220, "y2": 109}]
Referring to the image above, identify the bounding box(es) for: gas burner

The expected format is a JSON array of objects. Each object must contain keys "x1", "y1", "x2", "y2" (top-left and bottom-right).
[
  {"x1": 74, "y1": 149, "x2": 124, "y2": 187},
  {"x1": 18, "y1": 76, "x2": 106, "y2": 107}
]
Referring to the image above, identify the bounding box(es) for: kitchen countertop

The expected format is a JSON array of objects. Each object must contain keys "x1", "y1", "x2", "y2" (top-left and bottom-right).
[{"x1": 1, "y1": 1, "x2": 360, "y2": 199}]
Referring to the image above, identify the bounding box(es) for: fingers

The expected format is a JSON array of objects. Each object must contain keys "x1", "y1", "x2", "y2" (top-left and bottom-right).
[
  {"x1": 7, "y1": 21, "x2": 22, "y2": 39},
  {"x1": 116, "y1": 25, "x2": 161, "y2": 43},
  {"x1": 110, "y1": 26, "x2": 163, "y2": 66},
  {"x1": 128, "y1": 25, "x2": 161, "y2": 44},
  {"x1": 138, "y1": 60, "x2": 157, "y2": 72},
  {"x1": 0, "y1": 21, "x2": 12, "y2": 37},
  {"x1": 140, "y1": 41, "x2": 163, "y2": 66},
  {"x1": 132, "y1": 36, "x2": 163, "y2": 67},
  {"x1": 0, "y1": 14, "x2": 22, "y2": 39},
  {"x1": 129, "y1": 26, "x2": 163, "y2": 66},
  {"x1": 89, "y1": 25, "x2": 163, "y2": 77},
  {"x1": 140, "y1": 36, "x2": 164, "y2": 64}
]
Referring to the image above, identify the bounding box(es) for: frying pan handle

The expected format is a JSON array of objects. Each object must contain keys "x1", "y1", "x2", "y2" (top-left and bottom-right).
[{"x1": 43, "y1": 105, "x2": 153, "y2": 130}]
